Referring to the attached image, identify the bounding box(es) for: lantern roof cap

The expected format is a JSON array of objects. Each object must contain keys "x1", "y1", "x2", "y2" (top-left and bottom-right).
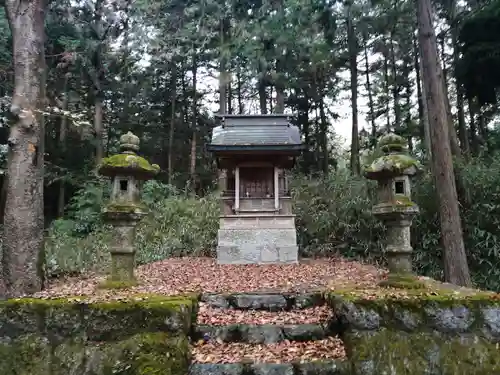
[
  {"x1": 120, "y1": 131, "x2": 140, "y2": 153},
  {"x1": 364, "y1": 133, "x2": 421, "y2": 180},
  {"x1": 98, "y1": 131, "x2": 160, "y2": 179}
]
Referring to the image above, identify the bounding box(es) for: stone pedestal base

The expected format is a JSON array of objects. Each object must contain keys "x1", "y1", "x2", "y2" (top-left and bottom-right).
[
  {"x1": 110, "y1": 252, "x2": 136, "y2": 282},
  {"x1": 216, "y1": 215, "x2": 299, "y2": 264}
]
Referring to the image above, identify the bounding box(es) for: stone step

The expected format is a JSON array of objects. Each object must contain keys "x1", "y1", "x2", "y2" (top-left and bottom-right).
[
  {"x1": 195, "y1": 323, "x2": 336, "y2": 344},
  {"x1": 189, "y1": 362, "x2": 347, "y2": 375},
  {"x1": 200, "y1": 292, "x2": 324, "y2": 311},
  {"x1": 191, "y1": 337, "x2": 345, "y2": 365},
  {"x1": 198, "y1": 304, "x2": 332, "y2": 325}
]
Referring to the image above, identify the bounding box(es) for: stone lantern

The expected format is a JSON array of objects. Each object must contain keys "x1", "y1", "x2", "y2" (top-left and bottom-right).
[
  {"x1": 98, "y1": 131, "x2": 160, "y2": 286},
  {"x1": 364, "y1": 133, "x2": 421, "y2": 285}
]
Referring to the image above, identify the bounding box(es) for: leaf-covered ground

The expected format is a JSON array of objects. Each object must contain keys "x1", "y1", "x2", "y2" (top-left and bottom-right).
[
  {"x1": 34, "y1": 256, "x2": 385, "y2": 300},
  {"x1": 197, "y1": 304, "x2": 333, "y2": 325},
  {"x1": 192, "y1": 337, "x2": 346, "y2": 363}
]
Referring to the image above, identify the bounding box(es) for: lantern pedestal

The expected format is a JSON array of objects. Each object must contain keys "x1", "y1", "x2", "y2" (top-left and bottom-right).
[{"x1": 100, "y1": 209, "x2": 146, "y2": 287}]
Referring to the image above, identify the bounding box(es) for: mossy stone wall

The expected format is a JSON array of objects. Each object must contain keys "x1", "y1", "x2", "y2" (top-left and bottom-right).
[
  {"x1": 0, "y1": 295, "x2": 197, "y2": 375},
  {"x1": 327, "y1": 284, "x2": 500, "y2": 375}
]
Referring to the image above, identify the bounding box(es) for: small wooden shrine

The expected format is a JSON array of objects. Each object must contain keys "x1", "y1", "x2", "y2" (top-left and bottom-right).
[{"x1": 207, "y1": 114, "x2": 303, "y2": 264}]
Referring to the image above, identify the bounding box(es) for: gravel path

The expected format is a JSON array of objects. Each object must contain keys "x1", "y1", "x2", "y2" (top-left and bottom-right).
[
  {"x1": 192, "y1": 337, "x2": 346, "y2": 363},
  {"x1": 34, "y1": 257, "x2": 385, "y2": 300},
  {"x1": 197, "y1": 304, "x2": 333, "y2": 325}
]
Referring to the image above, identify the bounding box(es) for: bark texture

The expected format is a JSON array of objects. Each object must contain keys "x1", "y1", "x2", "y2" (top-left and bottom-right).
[
  {"x1": 416, "y1": 0, "x2": 471, "y2": 287},
  {"x1": 2, "y1": 0, "x2": 47, "y2": 296},
  {"x1": 346, "y1": 1, "x2": 359, "y2": 175}
]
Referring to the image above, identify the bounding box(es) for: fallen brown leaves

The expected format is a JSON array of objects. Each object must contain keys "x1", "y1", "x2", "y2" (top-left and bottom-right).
[
  {"x1": 33, "y1": 257, "x2": 385, "y2": 300},
  {"x1": 192, "y1": 337, "x2": 346, "y2": 363},
  {"x1": 198, "y1": 304, "x2": 332, "y2": 325}
]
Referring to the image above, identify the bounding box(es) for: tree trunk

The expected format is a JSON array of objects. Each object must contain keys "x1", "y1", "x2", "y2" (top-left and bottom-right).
[
  {"x1": 94, "y1": 98, "x2": 103, "y2": 163},
  {"x1": 414, "y1": 31, "x2": 429, "y2": 155},
  {"x1": 403, "y1": 61, "x2": 413, "y2": 150},
  {"x1": 227, "y1": 60, "x2": 233, "y2": 114},
  {"x1": 438, "y1": 34, "x2": 462, "y2": 157},
  {"x1": 219, "y1": 18, "x2": 228, "y2": 115},
  {"x1": 268, "y1": 86, "x2": 273, "y2": 113},
  {"x1": 420, "y1": 54, "x2": 432, "y2": 159},
  {"x1": 449, "y1": 0, "x2": 469, "y2": 155},
  {"x1": 189, "y1": 53, "x2": 197, "y2": 188},
  {"x1": 390, "y1": 35, "x2": 401, "y2": 130},
  {"x1": 383, "y1": 40, "x2": 391, "y2": 131},
  {"x1": 258, "y1": 68, "x2": 267, "y2": 114},
  {"x1": 417, "y1": 0, "x2": 471, "y2": 287},
  {"x1": 2, "y1": 0, "x2": 47, "y2": 296},
  {"x1": 468, "y1": 97, "x2": 479, "y2": 154},
  {"x1": 275, "y1": 63, "x2": 285, "y2": 114},
  {"x1": 319, "y1": 95, "x2": 329, "y2": 174},
  {"x1": 92, "y1": 0, "x2": 105, "y2": 165},
  {"x1": 297, "y1": 88, "x2": 310, "y2": 173},
  {"x1": 57, "y1": 74, "x2": 69, "y2": 217},
  {"x1": 364, "y1": 34, "x2": 376, "y2": 141},
  {"x1": 346, "y1": 2, "x2": 360, "y2": 175},
  {"x1": 275, "y1": 0, "x2": 285, "y2": 117},
  {"x1": 237, "y1": 61, "x2": 243, "y2": 114},
  {"x1": 167, "y1": 60, "x2": 176, "y2": 185}
]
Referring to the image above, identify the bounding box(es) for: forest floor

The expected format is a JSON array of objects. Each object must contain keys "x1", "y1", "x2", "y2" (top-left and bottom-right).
[{"x1": 33, "y1": 256, "x2": 388, "y2": 363}]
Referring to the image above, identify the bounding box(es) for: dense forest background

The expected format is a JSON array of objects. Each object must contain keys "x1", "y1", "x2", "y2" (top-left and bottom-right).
[{"x1": 2, "y1": 0, "x2": 500, "y2": 295}]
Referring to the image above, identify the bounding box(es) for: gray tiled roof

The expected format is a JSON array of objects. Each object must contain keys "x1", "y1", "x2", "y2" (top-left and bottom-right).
[{"x1": 210, "y1": 115, "x2": 302, "y2": 146}]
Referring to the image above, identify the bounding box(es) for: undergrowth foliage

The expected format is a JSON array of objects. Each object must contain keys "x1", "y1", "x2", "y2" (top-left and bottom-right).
[{"x1": 45, "y1": 155, "x2": 500, "y2": 291}]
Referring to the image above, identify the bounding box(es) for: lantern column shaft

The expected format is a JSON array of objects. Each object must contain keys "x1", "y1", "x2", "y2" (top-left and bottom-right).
[{"x1": 386, "y1": 223, "x2": 413, "y2": 274}]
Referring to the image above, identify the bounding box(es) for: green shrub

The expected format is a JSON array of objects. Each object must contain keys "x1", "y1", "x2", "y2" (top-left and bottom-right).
[
  {"x1": 44, "y1": 181, "x2": 218, "y2": 276},
  {"x1": 134, "y1": 194, "x2": 218, "y2": 263},
  {"x1": 291, "y1": 169, "x2": 385, "y2": 261}
]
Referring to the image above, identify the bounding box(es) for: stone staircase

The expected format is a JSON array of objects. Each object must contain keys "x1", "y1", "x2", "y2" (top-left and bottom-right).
[{"x1": 189, "y1": 292, "x2": 347, "y2": 375}]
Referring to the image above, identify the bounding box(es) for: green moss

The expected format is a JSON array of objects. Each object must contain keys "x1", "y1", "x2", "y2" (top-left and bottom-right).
[
  {"x1": 102, "y1": 332, "x2": 190, "y2": 375},
  {"x1": 378, "y1": 133, "x2": 407, "y2": 149},
  {"x1": 104, "y1": 201, "x2": 148, "y2": 214},
  {"x1": 0, "y1": 334, "x2": 51, "y2": 375},
  {"x1": 85, "y1": 294, "x2": 196, "y2": 310},
  {"x1": 391, "y1": 194, "x2": 416, "y2": 206},
  {"x1": 326, "y1": 279, "x2": 500, "y2": 341},
  {"x1": 98, "y1": 153, "x2": 160, "y2": 176},
  {"x1": 346, "y1": 328, "x2": 500, "y2": 375},
  {"x1": 0, "y1": 332, "x2": 190, "y2": 375},
  {"x1": 98, "y1": 279, "x2": 139, "y2": 289},
  {"x1": 364, "y1": 153, "x2": 421, "y2": 179},
  {"x1": 327, "y1": 276, "x2": 498, "y2": 305},
  {"x1": 0, "y1": 294, "x2": 198, "y2": 341},
  {"x1": 378, "y1": 273, "x2": 427, "y2": 289}
]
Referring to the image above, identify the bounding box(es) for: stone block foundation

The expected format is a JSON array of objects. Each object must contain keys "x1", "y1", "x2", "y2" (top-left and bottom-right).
[{"x1": 216, "y1": 215, "x2": 299, "y2": 264}]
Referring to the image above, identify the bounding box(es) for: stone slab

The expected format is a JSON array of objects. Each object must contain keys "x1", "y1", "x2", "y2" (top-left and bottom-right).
[
  {"x1": 220, "y1": 216, "x2": 296, "y2": 230},
  {"x1": 200, "y1": 292, "x2": 325, "y2": 310},
  {"x1": 189, "y1": 362, "x2": 346, "y2": 375},
  {"x1": 217, "y1": 235, "x2": 298, "y2": 265},
  {"x1": 194, "y1": 323, "x2": 332, "y2": 343}
]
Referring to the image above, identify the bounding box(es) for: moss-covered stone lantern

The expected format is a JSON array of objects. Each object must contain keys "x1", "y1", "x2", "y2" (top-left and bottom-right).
[
  {"x1": 364, "y1": 133, "x2": 422, "y2": 287},
  {"x1": 98, "y1": 131, "x2": 160, "y2": 287}
]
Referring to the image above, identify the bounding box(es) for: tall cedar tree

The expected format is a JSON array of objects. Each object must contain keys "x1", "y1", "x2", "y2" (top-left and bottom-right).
[
  {"x1": 416, "y1": 0, "x2": 472, "y2": 286},
  {"x1": 1, "y1": 0, "x2": 47, "y2": 296}
]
